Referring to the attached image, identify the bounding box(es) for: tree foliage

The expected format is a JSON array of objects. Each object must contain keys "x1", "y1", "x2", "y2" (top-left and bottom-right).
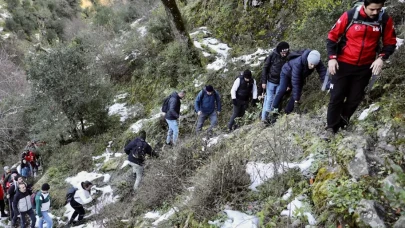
[{"x1": 26, "y1": 42, "x2": 113, "y2": 141}]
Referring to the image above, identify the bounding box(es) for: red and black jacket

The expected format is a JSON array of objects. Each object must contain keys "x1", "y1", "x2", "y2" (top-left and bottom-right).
[{"x1": 327, "y1": 6, "x2": 396, "y2": 66}]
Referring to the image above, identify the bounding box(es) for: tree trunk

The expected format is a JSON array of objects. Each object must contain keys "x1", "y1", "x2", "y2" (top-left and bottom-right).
[{"x1": 160, "y1": 0, "x2": 192, "y2": 46}]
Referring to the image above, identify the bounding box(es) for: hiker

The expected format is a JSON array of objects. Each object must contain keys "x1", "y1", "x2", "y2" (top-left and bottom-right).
[
  {"x1": 12, "y1": 182, "x2": 36, "y2": 228},
  {"x1": 1, "y1": 166, "x2": 11, "y2": 184},
  {"x1": 22, "y1": 150, "x2": 37, "y2": 177},
  {"x1": 164, "y1": 90, "x2": 186, "y2": 145},
  {"x1": 194, "y1": 85, "x2": 222, "y2": 135},
  {"x1": 68, "y1": 181, "x2": 93, "y2": 226},
  {"x1": 272, "y1": 49, "x2": 327, "y2": 114},
  {"x1": 325, "y1": 0, "x2": 397, "y2": 136},
  {"x1": 124, "y1": 130, "x2": 158, "y2": 191},
  {"x1": 261, "y1": 41, "x2": 290, "y2": 121},
  {"x1": 20, "y1": 158, "x2": 33, "y2": 179},
  {"x1": 228, "y1": 69, "x2": 258, "y2": 131},
  {"x1": 0, "y1": 183, "x2": 6, "y2": 217},
  {"x1": 36, "y1": 183, "x2": 52, "y2": 228},
  {"x1": 8, "y1": 175, "x2": 30, "y2": 223}
]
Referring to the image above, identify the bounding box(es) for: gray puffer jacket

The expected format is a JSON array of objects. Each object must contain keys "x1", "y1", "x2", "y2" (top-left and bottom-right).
[{"x1": 13, "y1": 191, "x2": 32, "y2": 213}]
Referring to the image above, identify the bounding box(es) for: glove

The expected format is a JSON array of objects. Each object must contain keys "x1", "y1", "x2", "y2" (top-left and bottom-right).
[
  {"x1": 251, "y1": 99, "x2": 258, "y2": 107},
  {"x1": 232, "y1": 99, "x2": 238, "y2": 106},
  {"x1": 293, "y1": 101, "x2": 301, "y2": 114}
]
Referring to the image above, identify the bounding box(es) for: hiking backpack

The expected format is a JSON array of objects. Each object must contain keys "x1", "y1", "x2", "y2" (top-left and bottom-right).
[
  {"x1": 161, "y1": 95, "x2": 171, "y2": 113},
  {"x1": 131, "y1": 140, "x2": 146, "y2": 160},
  {"x1": 65, "y1": 186, "x2": 78, "y2": 205},
  {"x1": 31, "y1": 190, "x2": 44, "y2": 209}
]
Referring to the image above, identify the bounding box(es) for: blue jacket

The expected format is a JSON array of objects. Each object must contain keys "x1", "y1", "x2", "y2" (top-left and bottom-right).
[
  {"x1": 165, "y1": 92, "x2": 181, "y2": 120},
  {"x1": 281, "y1": 49, "x2": 327, "y2": 101},
  {"x1": 194, "y1": 89, "x2": 221, "y2": 114}
]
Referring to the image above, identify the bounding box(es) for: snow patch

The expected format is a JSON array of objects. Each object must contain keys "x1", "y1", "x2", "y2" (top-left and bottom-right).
[
  {"x1": 221, "y1": 210, "x2": 259, "y2": 228},
  {"x1": 144, "y1": 211, "x2": 161, "y2": 219},
  {"x1": 108, "y1": 103, "x2": 129, "y2": 122},
  {"x1": 138, "y1": 26, "x2": 147, "y2": 36},
  {"x1": 232, "y1": 48, "x2": 272, "y2": 68},
  {"x1": 282, "y1": 188, "x2": 293, "y2": 201},
  {"x1": 129, "y1": 112, "x2": 164, "y2": 133},
  {"x1": 207, "y1": 57, "x2": 227, "y2": 71},
  {"x1": 397, "y1": 38, "x2": 404, "y2": 49},
  {"x1": 358, "y1": 103, "x2": 380, "y2": 120},
  {"x1": 152, "y1": 207, "x2": 178, "y2": 226},
  {"x1": 280, "y1": 196, "x2": 317, "y2": 225},
  {"x1": 65, "y1": 171, "x2": 109, "y2": 188},
  {"x1": 194, "y1": 78, "x2": 204, "y2": 88},
  {"x1": 246, "y1": 155, "x2": 314, "y2": 191},
  {"x1": 120, "y1": 160, "x2": 130, "y2": 169}
]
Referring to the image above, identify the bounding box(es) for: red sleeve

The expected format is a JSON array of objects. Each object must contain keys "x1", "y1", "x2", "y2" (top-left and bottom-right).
[
  {"x1": 326, "y1": 12, "x2": 349, "y2": 58},
  {"x1": 379, "y1": 16, "x2": 397, "y2": 59},
  {"x1": 327, "y1": 12, "x2": 349, "y2": 42},
  {"x1": 383, "y1": 17, "x2": 397, "y2": 46}
]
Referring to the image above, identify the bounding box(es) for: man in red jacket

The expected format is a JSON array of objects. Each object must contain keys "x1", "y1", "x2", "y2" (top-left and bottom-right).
[{"x1": 326, "y1": 0, "x2": 396, "y2": 136}]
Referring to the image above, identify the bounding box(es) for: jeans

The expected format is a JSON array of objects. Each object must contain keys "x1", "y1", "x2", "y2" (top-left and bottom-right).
[
  {"x1": 128, "y1": 161, "x2": 144, "y2": 190},
  {"x1": 261, "y1": 81, "x2": 279, "y2": 120},
  {"x1": 228, "y1": 101, "x2": 248, "y2": 130},
  {"x1": 327, "y1": 62, "x2": 372, "y2": 132},
  {"x1": 272, "y1": 72, "x2": 297, "y2": 114},
  {"x1": 20, "y1": 209, "x2": 36, "y2": 228},
  {"x1": 196, "y1": 111, "x2": 218, "y2": 134},
  {"x1": 69, "y1": 199, "x2": 85, "y2": 223},
  {"x1": 165, "y1": 119, "x2": 179, "y2": 144},
  {"x1": 38, "y1": 211, "x2": 53, "y2": 228}
]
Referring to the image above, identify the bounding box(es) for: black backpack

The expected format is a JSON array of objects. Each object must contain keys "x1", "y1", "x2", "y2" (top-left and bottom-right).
[
  {"x1": 65, "y1": 186, "x2": 78, "y2": 205},
  {"x1": 161, "y1": 95, "x2": 171, "y2": 113},
  {"x1": 131, "y1": 140, "x2": 146, "y2": 160}
]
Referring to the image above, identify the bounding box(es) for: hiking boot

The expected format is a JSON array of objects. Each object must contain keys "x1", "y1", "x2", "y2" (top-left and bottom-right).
[
  {"x1": 0, "y1": 213, "x2": 7, "y2": 218},
  {"x1": 322, "y1": 128, "x2": 335, "y2": 141}
]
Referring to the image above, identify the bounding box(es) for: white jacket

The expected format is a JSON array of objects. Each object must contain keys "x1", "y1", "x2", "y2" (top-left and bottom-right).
[{"x1": 73, "y1": 184, "x2": 93, "y2": 205}]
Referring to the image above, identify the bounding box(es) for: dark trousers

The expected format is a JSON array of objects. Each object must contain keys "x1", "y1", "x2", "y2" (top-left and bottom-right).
[
  {"x1": 0, "y1": 199, "x2": 5, "y2": 215},
  {"x1": 70, "y1": 199, "x2": 86, "y2": 223},
  {"x1": 272, "y1": 73, "x2": 296, "y2": 114},
  {"x1": 228, "y1": 101, "x2": 248, "y2": 130},
  {"x1": 327, "y1": 61, "x2": 372, "y2": 132},
  {"x1": 18, "y1": 209, "x2": 36, "y2": 228}
]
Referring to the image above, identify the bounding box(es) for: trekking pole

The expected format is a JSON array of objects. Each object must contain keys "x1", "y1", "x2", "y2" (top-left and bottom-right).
[
  {"x1": 365, "y1": 74, "x2": 378, "y2": 93},
  {"x1": 322, "y1": 72, "x2": 330, "y2": 91}
]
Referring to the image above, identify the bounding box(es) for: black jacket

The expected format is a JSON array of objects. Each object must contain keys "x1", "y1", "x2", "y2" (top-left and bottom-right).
[
  {"x1": 236, "y1": 76, "x2": 254, "y2": 101},
  {"x1": 164, "y1": 92, "x2": 181, "y2": 120},
  {"x1": 13, "y1": 190, "x2": 32, "y2": 213},
  {"x1": 124, "y1": 138, "x2": 157, "y2": 165},
  {"x1": 261, "y1": 52, "x2": 288, "y2": 85}
]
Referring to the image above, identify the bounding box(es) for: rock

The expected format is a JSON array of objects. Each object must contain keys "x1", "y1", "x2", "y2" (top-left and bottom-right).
[
  {"x1": 383, "y1": 173, "x2": 402, "y2": 194},
  {"x1": 394, "y1": 215, "x2": 405, "y2": 228},
  {"x1": 377, "y1": 141, "x2": 396, "y2": 152},
  {"x1": 347, "y1": 148, "x2": 369, "y2": 179},
  {"x1": 355, "y1": 199, "x2": 386, "y2": 228}
]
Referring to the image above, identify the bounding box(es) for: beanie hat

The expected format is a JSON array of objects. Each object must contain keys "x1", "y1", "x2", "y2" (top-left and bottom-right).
[
  {"x1": 42, "y1": 183, "x2": 50, "y2": 191},
  {"x1": 307, "y1": 50, "x2": 321, "y2": 65},
  {"x1": 139, "y1": 130, "x2": 146, "y2": 140},
  {"x1": 205, "y1": 85, "x2": 214, "y2": 92},
  {"x1": 243, "y1": 70, "x2": 252, "y2": 79},
  {"x1": 276, "y1": 41, "x2": 290, "y2": 53}
]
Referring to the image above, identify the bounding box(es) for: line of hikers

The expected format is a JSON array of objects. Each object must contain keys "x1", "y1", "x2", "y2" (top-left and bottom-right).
[{"x1": 161, "y1": 0, "x2": 397, "y2": 143}]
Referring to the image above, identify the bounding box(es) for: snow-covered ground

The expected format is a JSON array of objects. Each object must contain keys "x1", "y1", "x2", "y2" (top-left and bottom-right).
[
  {"x1": 191, "y1": 27, "x2": 231, "y2": 71},
  {"x1": 246, "y1": 155, "x2": 314, "y2": 191},
  {"x1": 232, "y1": 48, "x2": 272, "y2": 68},
  {"x1": 280, "y1": 195, "x2": 317, "y2": 225},
  {"x1": 108, "y1": 93, "x2": 130, "y2": 122}
]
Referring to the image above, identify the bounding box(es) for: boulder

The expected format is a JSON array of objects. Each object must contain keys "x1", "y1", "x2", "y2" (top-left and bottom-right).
[
  {"x1": 347, "y1": 148, "x2": 369, "y2": 179},
  {"x1": 355, "y1": 199, "x2": 386, "y2": 228}
]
